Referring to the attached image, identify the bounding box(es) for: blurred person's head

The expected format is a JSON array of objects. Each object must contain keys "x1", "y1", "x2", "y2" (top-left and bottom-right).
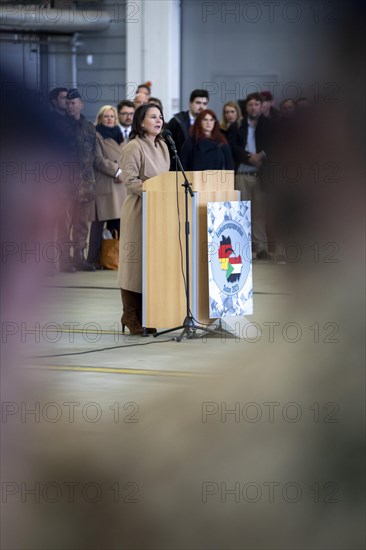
[
  {"x1": 295, "y1": 97, "x2": 310, "y2": 110},
  {"x1": 245, "y1": 93, "x2": 263, "y2": 120},
  {"x1": 189, "y1": 89, "x2": 209, "y2": 117},
  {"x1": 117, "y1": 100, "x2": 135, "y2": 128},
  {"x1": 260, "y1": 90, "x2": 275, "y2": 117},
  {"x1": 66, "y1": 89, "x2": 84, "y2": 120},
  {"x1": 280, "y1": 98, "x2": 295, "y2": 116},
  {"x1": 48, "y1": 86, "x2": 67, "y2": 113},
  {"x1": 134, "y1": 92, "x2": 149, "y2": 109},
  {"x1": 137, "y1": 83, "x2": 151, "y2": 98},
  {"x1": 221, "y1": 101, "x2": 242, "y2": 129},
  {"x1": 95, "y1": 105, "x2": 118, "y2": 127},
  {"x1": 48, "y1": 87, "x2": 68, "y2": 113}
]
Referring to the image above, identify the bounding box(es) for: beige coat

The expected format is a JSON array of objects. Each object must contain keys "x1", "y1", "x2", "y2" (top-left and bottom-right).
[
  {"x1": 91, "y1": 132, "x2": 127, "y2": 221},
  {"x1": 117, "y1": 136, "x2": 170, "y2": 292}
]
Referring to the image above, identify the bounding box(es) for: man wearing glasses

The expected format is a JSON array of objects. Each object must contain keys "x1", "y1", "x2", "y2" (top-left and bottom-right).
[{"x1": 116, "y1": 100, "x2": 135, "y2": 141}]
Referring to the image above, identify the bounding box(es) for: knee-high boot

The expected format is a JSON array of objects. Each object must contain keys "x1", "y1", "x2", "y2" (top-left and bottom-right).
[{"x1": 121, "y1": 289, "x2": 143, "y2": 335}]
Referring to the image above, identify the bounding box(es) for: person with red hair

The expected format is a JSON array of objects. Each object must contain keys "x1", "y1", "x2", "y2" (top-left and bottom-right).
[{"x1": 180, "y1": 109, "x2": 234, "y2": 171}]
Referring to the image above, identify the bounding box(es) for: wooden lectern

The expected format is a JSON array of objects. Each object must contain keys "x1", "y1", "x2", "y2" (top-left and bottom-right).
[{"x1": 142, "y1": 170, "x2": 239, "y2": 328}]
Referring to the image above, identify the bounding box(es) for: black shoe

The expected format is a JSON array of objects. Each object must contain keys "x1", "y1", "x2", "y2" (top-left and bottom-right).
[
  {"x1": 74, "y1": 260, "x2": 96, "y2": 272},
  {"x1": 60, "y1": 264, "x2": 76, "y2": 273},
  {"x1": 256, "y1": 250, "x2": 270, "y2": 260}
]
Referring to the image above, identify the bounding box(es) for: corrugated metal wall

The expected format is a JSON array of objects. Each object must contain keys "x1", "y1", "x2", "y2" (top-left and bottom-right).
[{"x1": 0, "y1": 0, "x2": 127, "y2": 120}]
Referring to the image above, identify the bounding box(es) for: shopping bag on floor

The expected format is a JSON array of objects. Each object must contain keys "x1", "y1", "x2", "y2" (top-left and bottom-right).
[{"x1": 99, "y1": 229, "x2": 119, "y2": 270}]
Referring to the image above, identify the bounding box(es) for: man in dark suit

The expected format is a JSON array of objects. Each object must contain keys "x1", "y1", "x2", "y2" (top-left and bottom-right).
[
  {"x1": 117, "y1": 99, "x2": 135, "y2": 141},
  {"x1": 166, "y1": 89, "x2": 209, "y2": 167},
  {"x1": 227, "y1": 92, "x2": 273, "y2": 259}
]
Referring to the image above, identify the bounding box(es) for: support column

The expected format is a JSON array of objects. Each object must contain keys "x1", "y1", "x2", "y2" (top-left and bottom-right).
[{"x1": 126, "y1": 0, "x2": 180, "y2": 120}]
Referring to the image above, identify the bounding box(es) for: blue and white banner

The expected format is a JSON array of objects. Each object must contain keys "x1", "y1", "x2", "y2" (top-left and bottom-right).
[{"x1": 207, "y1": 201, "x2": 253, "y2": 318}]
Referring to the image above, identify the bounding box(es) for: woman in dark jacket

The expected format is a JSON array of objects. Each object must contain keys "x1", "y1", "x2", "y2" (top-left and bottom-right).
[{"x1": 180, "y1": 109, "x2": 234, "y2": 171}]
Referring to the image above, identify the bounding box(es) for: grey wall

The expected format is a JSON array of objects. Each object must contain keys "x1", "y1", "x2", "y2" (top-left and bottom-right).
[
  {"x1": 180, "y1": 0, "x2": 347, "y2": 117},
  {"x1": 0, "y1": 0, "x2": 127, "y2": 121},
  {"x1": 1, "y1": 0, "x2": 349, "y2": 121}
]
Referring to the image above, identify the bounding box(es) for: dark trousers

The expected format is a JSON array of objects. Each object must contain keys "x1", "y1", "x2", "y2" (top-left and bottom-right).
[{"x1": 87, "y1": 218, "x2": 120, "y2": 264}]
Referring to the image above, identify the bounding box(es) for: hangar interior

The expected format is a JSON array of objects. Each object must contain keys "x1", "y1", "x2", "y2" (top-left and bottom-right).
[{"x1": 0, "y1": 1, "x2": 364, "y2": 549}]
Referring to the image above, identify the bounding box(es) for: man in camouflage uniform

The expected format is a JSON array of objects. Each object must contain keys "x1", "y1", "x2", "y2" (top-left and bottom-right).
[{"x1": 58, "y1": 88, "x2": 96, "y2": 272}]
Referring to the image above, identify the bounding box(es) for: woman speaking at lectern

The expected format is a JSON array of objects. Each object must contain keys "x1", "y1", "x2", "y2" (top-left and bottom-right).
[{"x1": 118, "y1": 103, "x2": 170, "y2": 335}]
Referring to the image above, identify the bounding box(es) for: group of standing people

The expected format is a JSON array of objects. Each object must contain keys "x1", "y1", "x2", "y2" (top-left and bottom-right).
[
  {"x1": 49, "y1": 87, "x2": 127, "y2": 273},
  {"x1": 49, "y1": 85, "x2": 169, "y2": 334},
  {"x1": 49, "y1": 83, "x2": 307, "y2": 334},
  {"x1": 166, "y1": 89, "x2": 234, "y2": 172},
  {"x1": 167, "y1": 88, "x2": 308, "y2": 262}
]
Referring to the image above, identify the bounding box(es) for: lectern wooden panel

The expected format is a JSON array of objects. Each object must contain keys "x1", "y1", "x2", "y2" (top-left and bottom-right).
[{"x1": 142, "y1": 171, "x2": 238, "y2": 328}]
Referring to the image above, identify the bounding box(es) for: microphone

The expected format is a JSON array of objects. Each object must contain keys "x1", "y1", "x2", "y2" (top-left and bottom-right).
[{"x1": 163, "y1": 129, "x2": 177, "y2": 153}]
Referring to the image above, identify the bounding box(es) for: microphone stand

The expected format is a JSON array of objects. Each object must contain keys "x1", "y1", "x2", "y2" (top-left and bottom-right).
[{"x1": 154, "y1": 139, "x2": 209, "y2": 342}]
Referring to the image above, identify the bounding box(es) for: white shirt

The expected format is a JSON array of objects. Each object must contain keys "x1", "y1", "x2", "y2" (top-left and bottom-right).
[
  {"x1": 238, "y1": 120, "x2": 257, "y2": 174},
  {"x1": 246, "y1": 123, "x2": 257, "y2": 155},
  {"x1": 119, "y1": 125, "x2": 131, "y2": 140}
]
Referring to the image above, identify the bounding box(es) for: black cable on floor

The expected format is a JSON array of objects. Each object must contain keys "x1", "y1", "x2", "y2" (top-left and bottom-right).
[{"x1": 31, "y1": 338, "x2": 177, "y2": 358}]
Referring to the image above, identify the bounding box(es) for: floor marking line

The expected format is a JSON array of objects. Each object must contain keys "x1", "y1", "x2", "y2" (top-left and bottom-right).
[
  {"x1": 44, "y1": 285, "x2": 290, "y2": 296},
  {"x1": 30, "y1": 365, "x2": 215, "y2": 378}
]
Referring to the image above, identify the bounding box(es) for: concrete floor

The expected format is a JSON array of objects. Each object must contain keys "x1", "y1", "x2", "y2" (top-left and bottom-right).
[
  {"x1": 33, "y1": 261, "x2": 289, "y2": 381},
  {"x1": 3, "y1": 260, "x2": 364, "y2": 550}
]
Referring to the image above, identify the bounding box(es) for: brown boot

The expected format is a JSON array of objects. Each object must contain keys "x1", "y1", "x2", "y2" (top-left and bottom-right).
[{"x1": 121, "y1": 289, "x2": 144, "y2": 335}]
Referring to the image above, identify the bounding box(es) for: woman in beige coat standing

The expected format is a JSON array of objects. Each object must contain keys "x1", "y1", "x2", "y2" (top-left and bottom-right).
[
  {"x1": 118, "y1": 103, "x2": 170, "y2": 335},
  {"x1": 87, "y1": 105, "x2": 126, "y2": 266}
]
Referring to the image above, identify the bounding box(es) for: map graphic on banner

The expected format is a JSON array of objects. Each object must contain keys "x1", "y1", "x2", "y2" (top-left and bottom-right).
[{"x1": 207, "y1": 201, "x2": 253, "y2": 318}]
